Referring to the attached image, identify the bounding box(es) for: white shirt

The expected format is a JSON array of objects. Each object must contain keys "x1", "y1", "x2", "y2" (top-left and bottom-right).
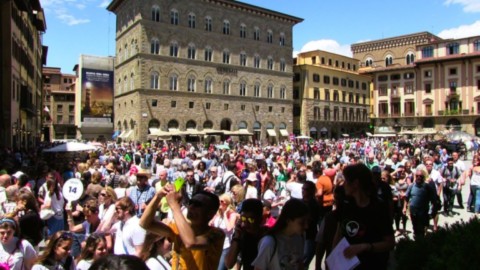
[
  {"x1": 0, "y1": 238, "x2": 37, "y2": 270},
  {"x1": 111, "y1": 216, "x2": 146, "y2": 255},
  {"x1": 286, "y1": 182, "x2": 303, "y2": 199},
  {"x1": 146, "y1": 255, "x2": 171, "y2": 270}
]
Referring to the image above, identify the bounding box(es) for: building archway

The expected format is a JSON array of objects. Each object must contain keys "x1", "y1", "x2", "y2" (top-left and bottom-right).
[
  {"x1": 220, "y1": 118, "x2": 231, "y2": 131},
  {"x1": 168, "y1": 119, "x2": 179, "y2": 129},
  {"x1": 238, "y1": 121, "x2": 247, "y2": 129},
  {"x1": 475, "y1": 118, "x2": 480, "y2": 136},
  {"x1": 423, "y1": 118, "x2": 434, "y2": 128},
  {"x1": 446, "y1": 118, "x2": 461, "y2": 131},
  {"x1": 148, "y1": 119, "x2": 160, "y2": 128},
  {"x1": 186, "y1": 120, "x2": 197, "y2": 130},
  {"x1": 253, "y1": 121, "x2": 261, "y2": 142},
  {"x1": 203, "y1": 120, "x2": 213, "y2": 129}
]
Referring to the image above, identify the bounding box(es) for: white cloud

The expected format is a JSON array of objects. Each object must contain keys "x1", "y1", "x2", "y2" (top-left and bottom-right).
[
  {"x1": 444, "y1": 0, "x2": 480, "y2": 13},
  {"x1": 40, "y1": 0, "x2": 91, "y2": 25},
  {"x1": 437, "y1": 20, "x2": 480, "y2": 38},
  {"x1": 296, "y1": 39, "x2": 352, "y2": 57},
  {"x1": 99, "y1": 0, "x2": 110, "y2": 8}
]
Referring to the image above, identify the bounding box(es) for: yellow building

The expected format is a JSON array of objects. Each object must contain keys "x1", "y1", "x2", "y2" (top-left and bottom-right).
[
  {"x1": 0, "y1": 0, "x2": 47, "y2": 148},
  {"x1": 352, "y1": 32, "x2": 480, "y2": 136},
  {"x1": 107, "y1": 0, "x2": 302, "y2": 143},
  {"x1": 293, "y1": 50, "x2": 371, "y2": 138}
]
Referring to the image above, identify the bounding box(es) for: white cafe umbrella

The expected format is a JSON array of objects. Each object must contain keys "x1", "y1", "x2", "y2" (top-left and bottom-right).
[{"x1": 43, "y1": 142, "x2": 97, "y2": 152}]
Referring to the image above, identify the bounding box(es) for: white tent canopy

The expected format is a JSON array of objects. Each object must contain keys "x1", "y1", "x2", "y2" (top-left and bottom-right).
[{"x1": 43, "y1": 142, "x2": 97, "y2": 152}]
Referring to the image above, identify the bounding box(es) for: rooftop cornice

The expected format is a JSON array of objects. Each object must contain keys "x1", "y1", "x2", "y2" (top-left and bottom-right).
[{"x1": 351, "y1": 32, "x2": 443, "y2": 54}]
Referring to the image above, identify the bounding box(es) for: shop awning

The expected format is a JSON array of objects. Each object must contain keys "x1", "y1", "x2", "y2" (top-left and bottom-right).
[
  {"x1": 279, "y1": 129, "x2": 289, "y2": 137},
  {"x1": 123, "y1": 130, "x2": 134, "y2": 139},
  {"x1": 203, "y1": 129, "x2": 225, "y2": 135},
  {"x1": 118, "y1": 130, "x2": 127, "y2": 138},
  {"x1": 168, "y1": 128, "x2": 182, "y2": 136},
  {"x1": 224, "y1": 129, "x2": 253, "y2": 136},
  {"x1": 266, "y1": 129, "x2": 277, "y2": 137},
  {"x1": 372, "y1": 133, "x2": 397, "y2": 137}
]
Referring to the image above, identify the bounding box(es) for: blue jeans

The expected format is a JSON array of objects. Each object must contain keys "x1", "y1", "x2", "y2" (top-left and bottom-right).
[
  {"x1": 47, "y1": 217, "x2": 64, "y2": 236},
  {"x1": 217, "y1": 247, "x2": 229, "y2": 270},
  {"x1": 304, "y1": 239, "x2": 316, "y2": 268}
]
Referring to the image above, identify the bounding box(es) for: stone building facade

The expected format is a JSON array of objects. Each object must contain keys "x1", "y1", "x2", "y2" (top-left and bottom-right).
[
  {"x1": 107, "y1": 0, "x2": 302, "y2": 142},
  {"x1": 352, "y1": 32, "x2": 480, "y2": 136},
  {"x1": 42, "y1": 67, "x2": 77, "y2": 141},
  {"x1": 293, "y1": 50, "x2": 371, "y2": 138},
  {"x1": 0, "y1": 0, "x2": 46, "y2": 148}
]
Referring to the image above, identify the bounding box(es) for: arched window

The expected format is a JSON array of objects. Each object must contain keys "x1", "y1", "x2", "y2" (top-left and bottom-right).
[
  {"x1": 151, "y1": 5, "x2": 160, "y2": 22},
  {"x1": 280, "y1": 86, "x2": 286, "y2": 99},
  {"x1": 170, "y1": 41, "x2": 178, "y2": 57},
  {"x1": 187, "y1": 43, "x2": 196, "y2": 59},
  {"x1": 169, "y1": 74, "x2": 178, "y2": 91},
  {"x1": 365, "y1": 58, "x2": 373, "y2": 67},
  {"x1": 204, "y1": 16, "x2": 212, "y2": 32},
  {"x1": 239, "y1": 51, "x2": 247, "y2": 66},
  {"x1": 267, "y1": 56, "x2": 273, "y2": 70},
  {"x1": 279, "y1": 32, "x2": 285, "y2": 46},
  {"x1": 267, "y1": 84, "x2": 274, "y2": 98},
  {"x1": 385, "y1": 55, "x2": 393, "y2": 67},
  {"x1": 254, "y1": 83, "x2": 260, "y2": 97},
  {"x1": 223, "y1": 20, "x2": 230, "y2": 35},
  {"x1": 186, "y1": 120, "x2": 197, "y2": 130},
  {"x1": 223, "y1": 79, "x2": 230, "y2": 95},
  {"x1": 406, "y1": 52, "x2": 415, "y2": 65},
  {"x1": 267, "y1": 30, "x2": 273, "y2": 43},
  {"x1": 203, "y1": 120, "x2": 213, "y2": 129},
  {"x1": 239, "y1": 81, "x2": 246, "y2": 96},
  {"x1": 123, "y1": 75, "x2": 128, "y2": 93},
  {"x1": 150, "y1": 38, "x2": 159, "y2": 54},
  {"x1": 253, "y1": 54, "x2": 260, "y2": 68},
  {"x1": 279, "y1": 58, "x2": 286, "y2": 72},
  {"x1": 253, "y1": 27, "x2": 260, "y2": 41},
  {"x1": 187, "y1": 75, "x2": 196, "y2": 92},
  {"x1": 223, "y1": 49, "x2": 230, "y2": 64},
  {"x1": 240, "y1": 24, "x2": 246, "y2": 38},
  {"x1": 168, "y1": 119, "x2": 179, "y2": 129},
  {"x1": 204, "y1": 46, "x2": 212, "y2": 61},
  {"x1": 170, "y1": 9, "x2": 179, "y2": 25},
  {"x1": 238, "y1": 121, "x2": 247, "y2": 129},
  {"x1": 150, "y1": 72, "x2": 159, "y2": 89},
  {"x1": 188, "y1": 13, "x2": 196, "y2": 28},
  {"x1": 204, "y1": 77, "x2": 212, "y2": 94}
]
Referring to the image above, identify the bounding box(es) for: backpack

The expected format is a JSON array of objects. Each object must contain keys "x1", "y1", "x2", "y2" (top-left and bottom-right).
[{"x1": 214, "y1": 174, "x2": 236, "y2": 195}]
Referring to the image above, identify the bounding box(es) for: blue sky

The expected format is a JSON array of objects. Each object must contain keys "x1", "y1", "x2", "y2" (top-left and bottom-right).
[{"x1": 40, "y1": 0, "x2": 480, "y2": 74}]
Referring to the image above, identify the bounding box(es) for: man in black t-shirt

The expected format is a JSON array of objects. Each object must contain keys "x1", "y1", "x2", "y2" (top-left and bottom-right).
[{"x1": 225, "y1": 199, "x2": 266, "y2": 270}]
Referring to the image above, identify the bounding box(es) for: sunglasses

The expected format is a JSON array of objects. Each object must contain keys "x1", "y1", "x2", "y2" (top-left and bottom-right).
[
  {"x1": 241, "y1": 216, "x2": 255, "y2": 224},
  {"x1": 99, "y1": 193, "x2": 108, "y2": 197},
  {"x1": 189, "y1": 199, "x2": 203, "y2": 208}
]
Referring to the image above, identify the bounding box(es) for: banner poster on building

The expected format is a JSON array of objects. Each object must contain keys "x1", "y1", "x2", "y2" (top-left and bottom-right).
[{"x1": 80, "y1": 68, "x2": 113, "y2": 121}]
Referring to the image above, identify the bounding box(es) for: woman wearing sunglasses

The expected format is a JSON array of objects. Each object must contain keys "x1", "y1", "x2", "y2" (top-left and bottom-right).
[
  {"x1": 97, "y1": 187, "x2": 118, "y2": 233},
  {"x1": 32, "y1": 231, "x2": 75, "y2": 270},
  {"x1": 252, "y1": 198, "x2": 308, "y2": 270},
  {"x1": 209, "y1": 194, "x2": 238, "y2": 270},
  {"x1": 0, "y1": 218, "x2": 37, "y2": 270},
  {"x1": 139, "y1": 232, "x2": 172, "y2": 270},
  {"x1": 76, "y1": 234, "x2": 108, "y2": 270}
]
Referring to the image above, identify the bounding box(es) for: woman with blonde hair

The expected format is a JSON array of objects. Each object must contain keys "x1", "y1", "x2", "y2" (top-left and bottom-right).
[
  {"x1": 210, "y1": 193, "x2": 238, "y2": 270},
  {"x1": 230, "y1": 184, "x2": 245, "y2": 213},
  {"x1": 97, "y1": 187, "x2": 117, "y2": 233}
]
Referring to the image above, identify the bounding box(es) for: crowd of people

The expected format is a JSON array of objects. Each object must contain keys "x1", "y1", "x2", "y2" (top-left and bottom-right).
[{"x1": 0, "y1": 135, "x2": 479, "y2": 270}]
